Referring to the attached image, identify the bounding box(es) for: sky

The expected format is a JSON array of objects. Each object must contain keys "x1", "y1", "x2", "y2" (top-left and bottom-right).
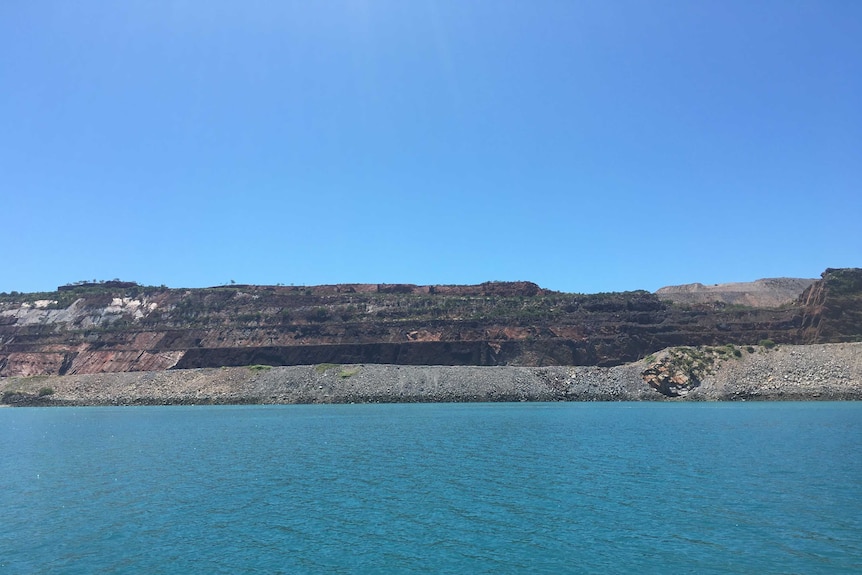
[{"x1": 1, "y1": 1, "x2": 860, "y2": 295}]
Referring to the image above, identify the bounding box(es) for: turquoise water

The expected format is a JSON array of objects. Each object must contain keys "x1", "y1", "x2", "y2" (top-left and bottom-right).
[{"x1": 1, "y1": 402, "x2": 860, "y2": 574}]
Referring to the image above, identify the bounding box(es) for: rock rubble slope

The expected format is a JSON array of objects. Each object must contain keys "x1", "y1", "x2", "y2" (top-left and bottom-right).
[{"x1": 3, "y1": 343, "x2": 859, "y2": 405}]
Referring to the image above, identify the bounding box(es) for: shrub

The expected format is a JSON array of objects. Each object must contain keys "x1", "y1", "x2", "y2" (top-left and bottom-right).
[
  {"x1": 247, "y1": 364, "x2": 272, "y2": 372},
  {"x1": 308, "y1": 308, "x2": 331, "y2": 322},
  {"x1": 724, "y1": 344, "x2": 742, "y2": 358},
  {"x1": 759, "y1": 339, "x2": 776, "y2": 349},
  {"x1": 315, "y1": 363, "x2": 338, "y2": 374},
  {"x1": 38, "y1": 387, "x2": 54, "y2": 396}
]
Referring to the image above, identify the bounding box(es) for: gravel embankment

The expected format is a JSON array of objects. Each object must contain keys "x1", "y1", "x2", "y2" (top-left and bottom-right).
[
  {"x1": 2, "y1": 343, "x2": 860, "y2": 406},
  {"x1": 693, "y1": 342, "x2": 862, "y2": 400}
]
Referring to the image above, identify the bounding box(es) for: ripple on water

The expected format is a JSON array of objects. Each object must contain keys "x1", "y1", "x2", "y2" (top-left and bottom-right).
[{"x1": 1, "y1": 402, "x2": 860, "y2": 574}]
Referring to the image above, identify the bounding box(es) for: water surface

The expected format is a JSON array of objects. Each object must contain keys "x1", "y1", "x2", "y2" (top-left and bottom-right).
[{"x1": 1, "y1": 402, "x2": 860, "y2": 574}]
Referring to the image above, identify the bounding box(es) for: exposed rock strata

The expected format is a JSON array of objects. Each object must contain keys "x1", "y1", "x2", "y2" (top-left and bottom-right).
[
  {"x1": 3, "y1": 343, "x2": 859, "y2": 406},
  {"x1": 1, "y1": 270, "x2": 859, "y2": 378}
]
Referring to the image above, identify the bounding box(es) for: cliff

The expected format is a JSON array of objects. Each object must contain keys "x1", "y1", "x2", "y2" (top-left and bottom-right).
[{"x1": 1, "y1": 269, "x2": 860, "y2": 378}]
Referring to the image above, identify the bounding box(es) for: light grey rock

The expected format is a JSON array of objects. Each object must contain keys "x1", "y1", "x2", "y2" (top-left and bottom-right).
[{"x1": 2, "y1": 343, "x2": 860, "y2": 406}]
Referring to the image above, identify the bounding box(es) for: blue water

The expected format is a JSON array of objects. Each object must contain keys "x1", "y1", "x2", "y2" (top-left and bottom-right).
[{"x1": 1, "y1": 403, "x2": 860, "y2": 574}]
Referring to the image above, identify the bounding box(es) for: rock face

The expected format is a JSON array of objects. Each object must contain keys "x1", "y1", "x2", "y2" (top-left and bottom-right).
[
  {"x1": 0, "y1": 270, "x2": 860, "y2": 377},
  {"x1": 656, "y1": 277, "x2": 816, "y2": 307},
  {"x1": 641, "y1": 344, "x2": 749, "y2": 397},
  {"x1": 642, "y1": 347, "x2": 715, "y2": 397},
  {"x1": 798, "y1": 268, "x2": 862, "y2": 343}
]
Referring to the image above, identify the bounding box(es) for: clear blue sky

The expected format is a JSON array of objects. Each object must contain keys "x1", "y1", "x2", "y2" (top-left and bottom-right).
[{"x1": 2, "y1": 1, "x2": 860, "y2": 294}]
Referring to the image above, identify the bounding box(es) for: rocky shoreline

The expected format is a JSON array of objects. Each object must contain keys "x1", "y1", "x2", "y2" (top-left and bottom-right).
[{"x1": 2, "y1": 343, "x2": 860, "y2": 406}]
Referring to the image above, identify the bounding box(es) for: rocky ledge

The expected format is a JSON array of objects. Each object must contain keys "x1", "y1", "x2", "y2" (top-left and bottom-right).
[{"x1": 2, "y1": 342, "x2": 860, "y2": 406}]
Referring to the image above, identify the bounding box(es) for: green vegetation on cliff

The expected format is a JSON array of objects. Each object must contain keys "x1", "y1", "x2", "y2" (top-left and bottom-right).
[{"x1": 1, "y1": 269, "x2": 860, "y2": 377}]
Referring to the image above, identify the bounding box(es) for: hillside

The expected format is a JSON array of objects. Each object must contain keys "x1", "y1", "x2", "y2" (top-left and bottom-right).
[{"x1": 1, "y1": 269, "x2": 860, "y2": 378}]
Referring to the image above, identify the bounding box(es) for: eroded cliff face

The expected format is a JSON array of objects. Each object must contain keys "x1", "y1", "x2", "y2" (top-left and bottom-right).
[
  {"x1": 798, "y1": 268, "x2": 862, "y2": 343},
  {"x1": 1, "y1": 271, "x2": 859, "y2": 377}
]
